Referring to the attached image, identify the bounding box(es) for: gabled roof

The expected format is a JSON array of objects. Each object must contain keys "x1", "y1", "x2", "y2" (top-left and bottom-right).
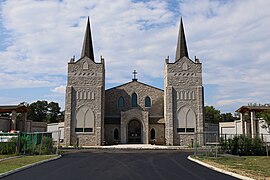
[
  {"x1": 106, "y1": 80, "x2": 164, "y2": 92},
  {"x1": 69, "y1": 55, "x2": 102, "y2": 65},
  {"x1": 167, "y1": 56, "x2": 200, "y2": 65}
]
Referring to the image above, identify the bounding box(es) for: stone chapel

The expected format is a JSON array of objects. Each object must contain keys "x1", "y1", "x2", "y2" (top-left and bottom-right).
[{"x1": 64, "y1": 17, "x2": 204, "y2": 146}]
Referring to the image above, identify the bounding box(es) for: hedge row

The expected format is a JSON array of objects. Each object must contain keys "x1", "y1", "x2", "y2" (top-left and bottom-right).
[{"x1": 220, "y1": 135, "x2": 268, "y2": 156}]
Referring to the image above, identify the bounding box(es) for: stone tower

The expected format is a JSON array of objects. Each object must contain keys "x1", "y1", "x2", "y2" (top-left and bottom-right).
[
  {"x1": 164, "y1": 18, "x2": 204, "y2": 146},
  {"x1": 64, "y1": 18, "x2": 105, "y2": 146}
]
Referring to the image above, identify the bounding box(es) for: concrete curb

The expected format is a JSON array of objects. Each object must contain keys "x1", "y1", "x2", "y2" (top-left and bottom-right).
[
  {"x1": 62, "y1": 145, "x2": 196, "y2": 150},
  {"x1": 187, "y1": 156, "x2": 254, "y2": 180},
  {"x1": 0, "y1": 155, "x2": 62, "y2": 178}
]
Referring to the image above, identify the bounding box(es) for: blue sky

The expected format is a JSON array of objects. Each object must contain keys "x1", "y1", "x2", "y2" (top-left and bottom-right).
[{"x1": 0, "y1": 0, "x2": 270, "y2": 113}]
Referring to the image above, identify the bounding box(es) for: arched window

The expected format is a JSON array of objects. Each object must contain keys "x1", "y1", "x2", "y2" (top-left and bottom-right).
[
  {"x1": 131, "y1": 93, "x2": 138, "y2": 107},
  {"x1": 182, "y1": 62, "x2": 188, "y2": 70},
  {"x1": 150, "y1": 128, "x2": 155, "y2": 139},
  {"x1": 75, "y1": 106, "x2": 94, "y2": 133},
  {"x1": 145, "y1": 96, "x2": 151, "y2": 107},
  {"x1": 118, "y1": 96, "x2": 125, "y2": 108},
  {"x1": 83, "y1": 62, "x2": 89, "y2": 70},
  {"x1": 114, "y1": 129, "x2": 119, "y2": 139},
  {"x1": 176, "y1": 107, "x2": 196, "y2": 133}
]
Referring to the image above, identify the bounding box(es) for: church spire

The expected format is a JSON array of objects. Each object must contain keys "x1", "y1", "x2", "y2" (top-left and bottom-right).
[
  {"x1": 81, "y1": 17, "x2": 94, "y2": 61},
  {"x1": 175, "y1": 18, "x2": 189, "y2": 61}
]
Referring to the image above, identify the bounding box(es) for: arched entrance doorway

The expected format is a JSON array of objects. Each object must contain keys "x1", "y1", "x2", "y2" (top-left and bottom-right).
[{"x1": 128, "y1": 120, "x2": 142, "y2": 143}]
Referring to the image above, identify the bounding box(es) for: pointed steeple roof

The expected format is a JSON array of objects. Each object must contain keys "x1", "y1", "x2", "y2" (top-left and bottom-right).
[
  {"x1": 81, "y1": 17, "x2": 94, "y2": 61},
  {"x1": 175, "y1": 18, "x2": 189, "y2": 61}
]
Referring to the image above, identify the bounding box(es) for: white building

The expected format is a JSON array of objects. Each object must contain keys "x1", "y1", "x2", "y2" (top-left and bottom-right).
[
  {"x1": 219, "y1": 106, "x2": 270, "y2": 143},
  {"x1": 47, "y1": 122, "x2": 64, "y2": 144}
]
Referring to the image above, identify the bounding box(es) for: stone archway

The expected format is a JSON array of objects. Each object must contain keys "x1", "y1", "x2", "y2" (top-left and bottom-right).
[
  {"x1": 121, "y1": 109, "x2": 149, "y2": 144},
  {"x1": 128, "y1": 120, "x2": 142, "y2": 143}
]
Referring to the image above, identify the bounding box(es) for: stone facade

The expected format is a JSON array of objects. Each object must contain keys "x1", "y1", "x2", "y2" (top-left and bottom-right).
[
  {"x1": 64, "y1": 56, "x2": 105, "y2": 146},
  {"x1": 164, "y1": 19, "x2": 204, "y2": 146},
  {"x1": 64, "y1": 18, "x2": 204, "y2": 146},
  {"x1": 104, "y1": 81, "x2": 164, "y2": 145}
]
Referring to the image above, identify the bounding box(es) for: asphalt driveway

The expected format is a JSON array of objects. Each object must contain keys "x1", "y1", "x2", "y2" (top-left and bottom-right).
[{"x1": 1, "y1": 149, "x2": 237, "y2": 180}]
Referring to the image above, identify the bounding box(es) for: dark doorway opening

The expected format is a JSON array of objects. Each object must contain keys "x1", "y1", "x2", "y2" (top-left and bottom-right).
[
  {"x1": 128, "y1": 120, "x2": 142, "y2": 143},
  {"x1": 114, "y1": 128, "x2": 119, "y2": 140},
  {"x1": 150, "y1": 128, "x2": 155, "y2": 139}
]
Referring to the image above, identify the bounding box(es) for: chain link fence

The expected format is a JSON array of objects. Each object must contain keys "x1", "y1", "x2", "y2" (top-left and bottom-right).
[
  {"x1": 0, "y1": 132, "x2": 55, "y2": 155},
  {"x1": 194, "y1": 132, "x2": 270, "y2": 157}
]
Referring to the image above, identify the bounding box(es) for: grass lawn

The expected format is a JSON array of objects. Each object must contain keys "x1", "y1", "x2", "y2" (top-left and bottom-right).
[
  {"x1": 194, "y1": 156, "x2": 270, "y2": 179},
  {"x1": 0, "y1": 154, "x2": 17, "y2": 160},
  {"x1": 0, "y1": 155, "x2": 58, "y2": 174}
]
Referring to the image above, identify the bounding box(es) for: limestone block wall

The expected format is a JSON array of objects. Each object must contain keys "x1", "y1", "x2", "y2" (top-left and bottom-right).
[
  {"x1": 178, "y1": 134, "x2": 196, "y2": 147},
  {"x1": 64, "y1": 56, "x2": 105, "y2": 146},
  {"x1": 104, "y1": 124, "x2": 120, "y2": 144},
  {"x1": 164, "y1": 57, "x2": 204, "y2": 146},
  {"x1": 104, "y1": 81, "x2": 164, "y2": 144},
  {"x1": 105, "y1": 81, "x2": 164, "y2": 117},
  {"x1": 149, "y1": 123, "x2": 165, "y2": 145}
]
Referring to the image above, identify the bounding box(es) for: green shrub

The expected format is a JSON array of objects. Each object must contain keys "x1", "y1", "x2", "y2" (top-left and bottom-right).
[
  {"x1": 219, "y1": 137, "x2": 228, "y2": 152},
  {"x1": 33, "y1": 137, "x2": 55, "y2": 155},
  {"x1": 252, "y1": 136, "x2": 264, "y2": 156},
  {"x1": 220, "y1": 135, "x2": 265, "y2": 156},
  {"x1": 0, "y1": 138, "x2": 17, "y2": 154}
]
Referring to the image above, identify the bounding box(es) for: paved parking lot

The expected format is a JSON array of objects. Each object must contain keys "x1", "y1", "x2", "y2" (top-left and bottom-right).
[{"x1": 2, "y1": 149, "x2": 237, "y2": 180}]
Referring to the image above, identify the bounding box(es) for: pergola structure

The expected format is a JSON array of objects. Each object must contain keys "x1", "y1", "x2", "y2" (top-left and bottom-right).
[
  {"x1": 235, "y1": 106, "x2": 270, "y2": 138},
  {"x1": 0, "y1": 103, "x2": 28, "y2": 131}
]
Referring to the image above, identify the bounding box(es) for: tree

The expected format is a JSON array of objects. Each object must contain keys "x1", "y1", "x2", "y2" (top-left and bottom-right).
[
  {"x1": 27, "y1": 100, "x2": 48, "y2": 122},
  {"x1": 220, "y1": 113, "x2": 237, "y2": 122},
  {"x1": 56, "y1": 110, "x2": 65, "y2": 122},
  {"x1": 204, "y1": 106, "x2": 221, "y2": 124},
  {"x1": 47, "y1": 102, "x2": 61, "y2": 123},
  {"x1": 27, "y1": 100, "x2": 62, "y2": 123},
  {"x1": 258, "y1": 110, "x2": 270, "y2": 133}
]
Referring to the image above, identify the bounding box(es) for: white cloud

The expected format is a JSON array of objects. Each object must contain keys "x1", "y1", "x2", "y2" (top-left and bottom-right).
[
  {"x1": 0, "y1": 0, "x2": 175, "y2": 83},
  {"x1": 0, "y1": 0, "x2": 270, "y2": 112},
  {"x1": 0, "y1": 73, "x2": 57, "y2": 89},
  {"x1": 179, "y1": 0, "x2": 270, "y2": 112},
  {"x1": 51, "y1": 85, "x2": 66, "y2": 94}
]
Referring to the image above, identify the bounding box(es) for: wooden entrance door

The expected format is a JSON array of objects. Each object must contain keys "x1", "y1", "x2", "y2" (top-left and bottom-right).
[{"x1": 128, "y1": 120, "x2": 142, "y2": 143}]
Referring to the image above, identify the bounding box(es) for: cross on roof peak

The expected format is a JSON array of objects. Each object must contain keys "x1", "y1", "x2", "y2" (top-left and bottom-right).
[{"x1": 132, "y1": 70, "x2": 138, "y2": 81}]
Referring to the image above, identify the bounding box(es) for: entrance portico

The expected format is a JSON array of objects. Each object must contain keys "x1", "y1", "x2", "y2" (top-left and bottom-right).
[
  {"x1": 120, "y1": 109, "x2": 149, "y2": 144},
  {"x1": 236, "y1": 106, "x2": 270, "y2": 137}
]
